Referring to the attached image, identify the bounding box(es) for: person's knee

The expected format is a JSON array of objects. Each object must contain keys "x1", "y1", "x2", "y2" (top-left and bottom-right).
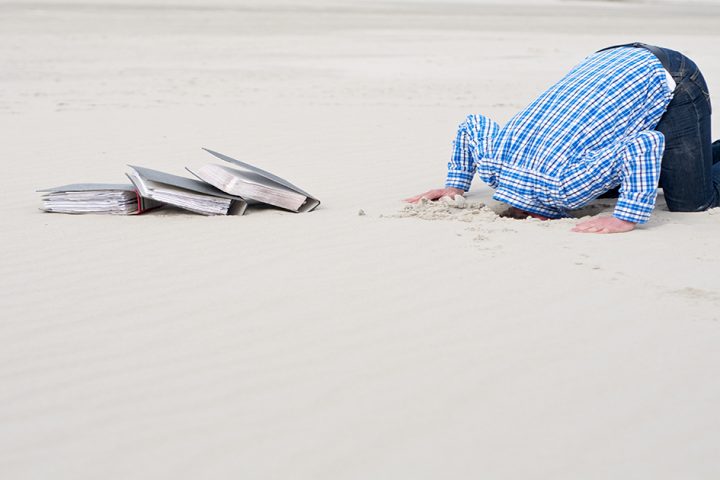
[
  {"x1": 666, "y1": 203, "x2": 707, "y2": 213},
  {"x1": 666, "y1": 195, "x2": 716, "y2": 212}
]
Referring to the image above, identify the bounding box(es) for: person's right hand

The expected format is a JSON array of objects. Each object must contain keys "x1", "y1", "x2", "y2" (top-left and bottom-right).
[
  {"x1": 404, "y1": 187, "x2": 464, "y2": 203},
  {"x1": 571, "y1": 216, "x2": 635, "y2": 234}
]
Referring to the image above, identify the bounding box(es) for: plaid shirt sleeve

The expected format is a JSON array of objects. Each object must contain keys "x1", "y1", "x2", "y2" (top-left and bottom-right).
[
  {"x1": 614, "y1": 130, "x2": 665, "y2": 224},
  {"x1": 445, "y1": 114, "x2": 499, "y2": 191}
]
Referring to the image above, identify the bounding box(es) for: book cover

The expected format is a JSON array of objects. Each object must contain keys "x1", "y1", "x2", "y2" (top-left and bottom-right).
[
  {"x1": 186, "y1": 148, "x2": 320, "y2": 213},
  {"x1": 127, "y1": 165, "x2": 251, "y2": 216}
]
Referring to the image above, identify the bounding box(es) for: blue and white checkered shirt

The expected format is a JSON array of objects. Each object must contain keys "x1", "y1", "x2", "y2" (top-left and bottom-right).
[{"x1": 445, "y1": 47, "x2": 674, "y2": 223}]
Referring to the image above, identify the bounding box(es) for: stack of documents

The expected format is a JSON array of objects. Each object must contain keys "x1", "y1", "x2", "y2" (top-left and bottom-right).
[
  {"x1": 38, "y1": 184, "x2": 157, "y2": 215},
  {"x1": 187, "y1": 149, "x2": 320, "y2": 213},
  {"x1": 126, "y1": 165, "x2": 249, "y2": 216},
  {"x1": 38, "y1": 148, "x2": 320, "y2": 216}
]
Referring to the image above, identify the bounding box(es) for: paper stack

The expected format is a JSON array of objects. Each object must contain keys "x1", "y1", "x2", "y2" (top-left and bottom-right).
[
  {"x1": 38, "y1": 184, "x2": 159, "y2": 215},
  {"x1": 38, "y1": 149, "x2": 320, "y2": 216}
]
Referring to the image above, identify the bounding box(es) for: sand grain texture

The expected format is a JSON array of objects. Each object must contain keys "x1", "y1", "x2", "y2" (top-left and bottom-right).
[{"x1": 2, "y1": 1, "x2": 720, "y2": 479}]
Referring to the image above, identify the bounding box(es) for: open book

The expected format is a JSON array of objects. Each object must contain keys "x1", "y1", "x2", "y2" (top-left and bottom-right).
[
  {"x1": 38, "y1": 183, "x2": 160, "y2": 215},
  {"x1": 186, "y1": 148, "x2": 320, "y2": 213},
  {"x1": 126, "y1": 165, "x2": 250, "y2": 216}
]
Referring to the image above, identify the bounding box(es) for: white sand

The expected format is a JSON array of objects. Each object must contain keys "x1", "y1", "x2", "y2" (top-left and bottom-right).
[{"x1": 2, "y1": 1, "x2": 720, "y2": 478}]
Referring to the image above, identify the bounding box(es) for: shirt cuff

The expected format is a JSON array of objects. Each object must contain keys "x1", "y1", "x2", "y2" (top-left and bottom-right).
[
  {"x1": 613, "y1": 196, "x2": 655, "y2": 224},
  {"x1": 445, "y1": 169, "x2": 474, "y2": 191}
]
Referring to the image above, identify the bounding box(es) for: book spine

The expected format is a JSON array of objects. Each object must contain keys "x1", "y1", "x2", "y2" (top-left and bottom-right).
[{"x1": 134, "y1": 189, "x2": 148, "y2": 214}]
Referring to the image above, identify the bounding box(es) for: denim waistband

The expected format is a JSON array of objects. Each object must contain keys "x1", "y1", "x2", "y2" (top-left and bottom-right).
[
  {"x1": 596, "y1": 42, "x2": 694, "y2": 85},
  {"x1": 597, "y1": 42, "x2": 669, "y2": 69}
]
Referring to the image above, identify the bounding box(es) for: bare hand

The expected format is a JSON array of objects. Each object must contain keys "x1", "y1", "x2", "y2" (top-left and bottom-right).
[
  {"x1": 404, "y1": 187, "x2": 464, "y2": 203},
  {"x1": 572, "y1": 216, "x2": 635, "y2": 234}
]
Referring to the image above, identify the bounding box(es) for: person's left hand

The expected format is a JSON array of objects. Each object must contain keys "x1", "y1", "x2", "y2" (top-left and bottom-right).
[{"x1": 572, "y1": 216, "x2": 636, "y2": 234}]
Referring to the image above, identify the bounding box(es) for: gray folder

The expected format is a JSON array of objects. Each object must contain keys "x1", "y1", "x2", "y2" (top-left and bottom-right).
[
  {"x1": 202, "y1": 148, "x2": 320, "y2": 212},
  {"x1": 127, "y1": 165, "x2": 253, "y2": 215},
  {"x1": 38, "y1": 183, "x2": 137, "y2": 193}
]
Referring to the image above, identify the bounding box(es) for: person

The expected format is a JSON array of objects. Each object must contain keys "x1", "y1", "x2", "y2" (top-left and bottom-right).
[{"x1": 406, "y1": 43, "x2": 720, "y2": 234}]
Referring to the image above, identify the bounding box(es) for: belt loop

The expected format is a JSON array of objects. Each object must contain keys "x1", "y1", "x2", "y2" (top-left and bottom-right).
[{"x1": 680, "y1": 55, "x2": 686, "y2": 78}]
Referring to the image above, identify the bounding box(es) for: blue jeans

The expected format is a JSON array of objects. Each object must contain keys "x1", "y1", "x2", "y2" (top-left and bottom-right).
[{"x1": 599, "y1": 43, "x2": 720, "y2": 211}]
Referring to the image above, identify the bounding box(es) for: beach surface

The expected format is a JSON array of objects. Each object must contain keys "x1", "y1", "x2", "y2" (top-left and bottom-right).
[{"x1": 2, "y1": 1, "x2": 720, "y2": 478}]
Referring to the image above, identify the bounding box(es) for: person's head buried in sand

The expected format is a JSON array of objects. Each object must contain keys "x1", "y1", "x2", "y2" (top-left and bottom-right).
[{"x1": 406, "y1": 42, "x2": 720, "y2": 234}]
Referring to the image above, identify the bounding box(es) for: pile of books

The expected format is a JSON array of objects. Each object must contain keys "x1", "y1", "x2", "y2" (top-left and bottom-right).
[{"x1": 38, "y1": 149, "x2": 320, "y2": 216}]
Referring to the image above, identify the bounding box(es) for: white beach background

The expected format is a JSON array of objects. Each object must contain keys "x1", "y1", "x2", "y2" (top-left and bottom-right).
[{"x1": 2, "y1": 0, "x2": 720, "y2": 478}]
